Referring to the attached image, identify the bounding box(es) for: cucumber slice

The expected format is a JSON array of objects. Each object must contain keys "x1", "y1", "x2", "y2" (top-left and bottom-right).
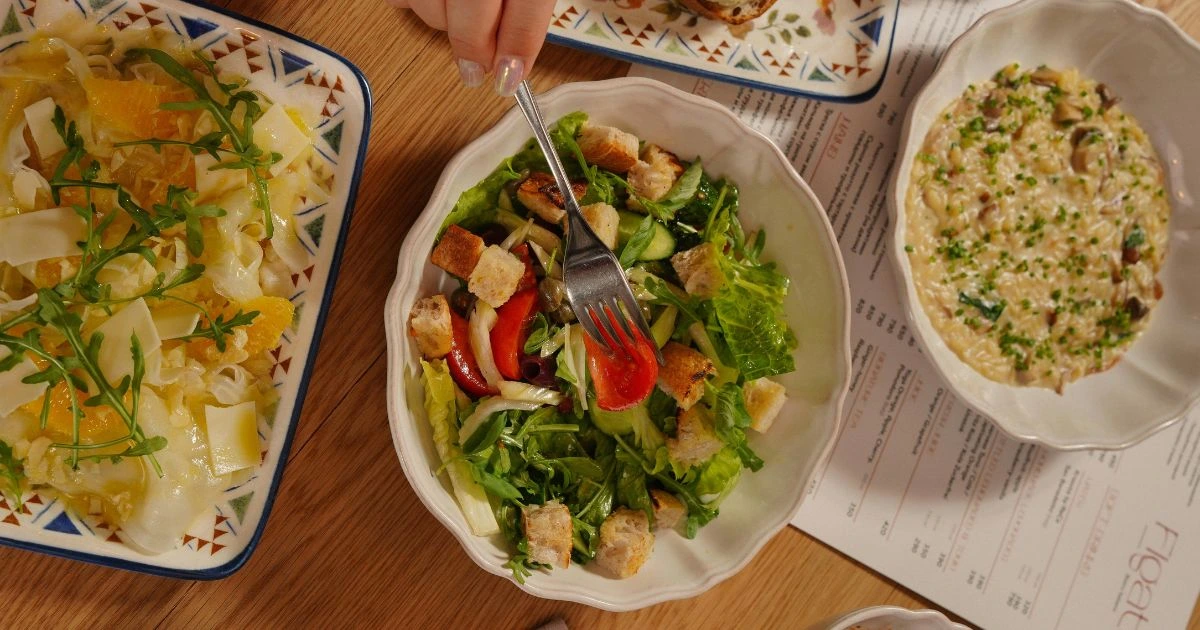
[{"x1": 616, "y1": 211, "x2": 676, "y2": 261}]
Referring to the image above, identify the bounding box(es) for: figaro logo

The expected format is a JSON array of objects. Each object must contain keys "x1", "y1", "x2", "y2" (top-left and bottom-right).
[{"x1": 1117, "y1": 521, "x2": 1178, "y2": 629}]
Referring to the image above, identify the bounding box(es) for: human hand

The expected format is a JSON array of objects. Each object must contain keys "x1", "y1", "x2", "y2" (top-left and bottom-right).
[{"x1": 389, "y1": 0, "x2": 558, "y2": 95}]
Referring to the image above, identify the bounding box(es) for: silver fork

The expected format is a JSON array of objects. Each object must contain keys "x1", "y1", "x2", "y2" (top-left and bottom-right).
[{"x1": 513, "y1": 81, "x2": 664, "y2": 365}]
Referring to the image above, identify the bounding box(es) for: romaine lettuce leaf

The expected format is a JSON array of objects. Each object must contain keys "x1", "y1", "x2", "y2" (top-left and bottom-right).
[
  {"x1": 712, "y1": 257, "x2": 796, "y2": 380},
  {"x1": 438, "y1": 159, "x2": 520, "y2": 237},
  {"x1": 421, "y1": 359, "x2": 500, "y2": 536},
  {"x1": 690, "y1": 447, "x2": 743, "y2": 507}
]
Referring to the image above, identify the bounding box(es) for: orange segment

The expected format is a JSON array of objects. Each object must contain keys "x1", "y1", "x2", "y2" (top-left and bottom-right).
[
  {"x1": 239, "y1": 296, "x2": 295, "y2": 356},
  {"x1": 21, "y1": 382, "x2": 130, "y2": 445},
  {"x1": 185, "y1": 296, "x2": 294, "y2": 361},
  {"x1": 83, "y1": 77, "x2": 165, "y2": 137}
]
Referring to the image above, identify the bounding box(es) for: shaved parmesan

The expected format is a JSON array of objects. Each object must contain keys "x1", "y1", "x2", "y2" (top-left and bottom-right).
[
  {"x1": 204, "y1": 401, "x2": 259, "y2": 475},
  {"x1": 0, "y1": 348, "x2": 45, "y2": 417},
  {"x1": 252, "y1": 103, "x2": 310, "y2": 176},
  {"x1": 23, "y1": 97, "x2": 66, "y2": 158},
  {"x1": 94, "y1": 298, "x2": 162, "y2": 385},
  {"x1": 194, "y1": 153, "x2": 247, "y2": 202},
  {"x1": 0, "y1": 207, "x2": 86, "y2": 265},
  {"x1": 0, "y1": 294, "x2": 36, "y2": 317},
  {"x1": 151, "y1": 305, "x2": 201, "y2": 340}
]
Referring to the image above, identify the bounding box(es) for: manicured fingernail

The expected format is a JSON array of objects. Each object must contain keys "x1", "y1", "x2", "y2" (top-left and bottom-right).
[
  {"x1": 494, "y1": 56, "x2": 524, "y2": 96},
  {"x1": 457, "y1": 59, "x2": 485, "y2": 88}
]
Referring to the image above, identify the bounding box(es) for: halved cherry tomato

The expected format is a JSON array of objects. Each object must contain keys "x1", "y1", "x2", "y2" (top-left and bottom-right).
[
  {"x1": 447, "y1": 310, "x2": 497, "y2": 397},
  {"x1": 584, "y1": 311, "x2": 659, "y2": 411},
  {"x1": 491, "y1": 288, "x2": 539, "y2": 380},
  {"x1": 512, "y1": 243, "x2": 538, "y2": 293}
]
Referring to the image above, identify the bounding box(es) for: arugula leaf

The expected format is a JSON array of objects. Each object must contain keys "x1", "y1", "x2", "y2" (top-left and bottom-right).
[
  {"x1": 618, "y1": 215, "x2": 657, "y2": 268},
  {"x1": 642, "y1": 276, "x2": 705, "y2": 326},
  {"x1": 0, "y1": 441, "x2": 25, "y2": 509},
  {"x1": 958, "y1": 292, "x2": 1006, "y2": 322},
  {"x1": 615, "y1": 447, "x2": 654, "y2": 522},
  {"x1": 127, "y1": 48, "x2": 277, "y2": 237},
  {"x1": 522, "y1": 313, "x2": 552, "y2": 355},
  {"x1": 462, "y1": 409, "x2": 508, "y2": 454},
  {"x1": 78, "y1": 436, "x2": 167, "y2": 465},
  {"x1": 176, "y1": 310, "x2": 260, "y2": 352},
  {"x1": 470, "y1": 465, "x2": 523, "y2": 500},
  {"x1": 610, "y1": 433, "x2": 717, "y2": 539}
]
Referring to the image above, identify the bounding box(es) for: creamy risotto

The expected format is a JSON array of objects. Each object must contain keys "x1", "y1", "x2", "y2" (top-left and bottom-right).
[{"x1": 906, "y1": 63, "x2": 1169, "y2": 391}]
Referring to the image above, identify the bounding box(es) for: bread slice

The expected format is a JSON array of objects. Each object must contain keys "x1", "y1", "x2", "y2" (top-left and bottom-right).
[{"x1": 678, "y1": 0, "x2": 779, "y2": 25}]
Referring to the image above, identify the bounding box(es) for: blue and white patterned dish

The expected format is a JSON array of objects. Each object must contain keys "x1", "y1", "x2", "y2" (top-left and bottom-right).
[
  {"x1": 0, "y1": 0, "x2": 370, "y2": 578},
  {"x1": 546, "y1": 0, "x2": 900, "y2": 102}
]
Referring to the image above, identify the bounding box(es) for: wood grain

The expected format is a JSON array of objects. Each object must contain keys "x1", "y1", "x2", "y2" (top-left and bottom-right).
[{"x1": 1, "y1": 0, "x2": 1197, "y2": 627}]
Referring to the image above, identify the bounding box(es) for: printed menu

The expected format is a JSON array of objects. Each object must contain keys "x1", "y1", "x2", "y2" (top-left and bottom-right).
[{"x1": 630, "y1": 0, "x2": 1200, "y2": 627}]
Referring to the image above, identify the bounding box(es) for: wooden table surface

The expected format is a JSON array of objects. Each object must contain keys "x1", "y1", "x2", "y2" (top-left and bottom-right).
[{"x1": 4, "y1": 0, "x2": 1200, "y2": 627}]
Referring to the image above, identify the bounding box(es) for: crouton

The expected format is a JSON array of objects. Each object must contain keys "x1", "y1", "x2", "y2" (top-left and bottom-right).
[
  {"x1": 650, "y1": 489, "x2": 686, "y2": 531},
  {"x1": 668, "y1": 405, "x2": 723, "y2": 468},
  {"x1": 408, "y1": 295, "x2": 452, "y2": 359},
  {"x1": 670, "y1": 243, "x2": 725, "y2": 299},
  {"x1": 578, "y1": 123, "x2": 640, "y2": 174},
  {"x1": 468, "y1": 245, "x2": 525, "y2": 308},
  {"x1": 744, "y1": 378, "x2": 787, "y2": 433},
  {"x1": 522, "y1": 501, "x2": 573, "y2": 569},
  {"x1": 580, "y1": 202, "x2": 620, "y2": 250},
  {"x1": 627, "y1": 145, "x2": 684, "y2": 210},
  {"x1": 516, "y1": 172, "x2": 588, "y2": 224},
  {"x1": 431, "y1": 225, "x2": 485, "y2": 279},
  {"x1": 657, "y1": 342, "x2": 714, "y2": 410},
  {"x1": 595, "y1": 507, "x2": 654, "y2": 579}
]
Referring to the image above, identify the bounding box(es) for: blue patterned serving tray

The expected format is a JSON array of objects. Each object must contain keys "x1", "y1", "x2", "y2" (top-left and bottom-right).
[
  {"x1": 0, "y1": 0, "x2": 370, "y2": 578},
  {"x1": 546, "y1": 0, "x2": 901, "y2": 101}
]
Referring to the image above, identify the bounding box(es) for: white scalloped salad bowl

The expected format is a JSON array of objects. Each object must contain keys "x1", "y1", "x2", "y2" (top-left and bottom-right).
[
  {"x1": 384, "y1": 77, "x2": 851, "y2": 611},
  {"x1": 889, "y1": 0, "x2": 1200, "y2": 450}
]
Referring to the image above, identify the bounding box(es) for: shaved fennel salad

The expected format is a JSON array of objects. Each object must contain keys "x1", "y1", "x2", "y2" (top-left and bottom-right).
[
  {"x1": 408, "y1": 113, "x2": 796, "y2": 580},
  {"x1": 0, "y1": 19, "x2": 325, "y2": 553}
]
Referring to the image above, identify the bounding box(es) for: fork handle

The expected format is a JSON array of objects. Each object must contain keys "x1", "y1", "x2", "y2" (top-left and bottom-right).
[{"x1": 513, "y1": 81, "x2": 603, "y2": 247}]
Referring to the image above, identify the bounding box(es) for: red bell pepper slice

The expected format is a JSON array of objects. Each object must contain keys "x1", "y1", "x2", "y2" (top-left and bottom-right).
[
  {"x1": 512, "y1": 243, "x2": 538, "y2": 293},
  {"x1": 584, "y1": 308, "x2": 659, "y2": 411},
  {"x1": 447, "y1": 309, "x2": 497, "y2": 397},
  {"x1": 490, "y1": 288, "x2": 540, "y2": 380}
]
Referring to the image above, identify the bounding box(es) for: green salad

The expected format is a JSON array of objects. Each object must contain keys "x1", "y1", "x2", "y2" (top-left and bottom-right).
[{"x1": 407, "y1": 112, "x2": 796, "y2": 580}]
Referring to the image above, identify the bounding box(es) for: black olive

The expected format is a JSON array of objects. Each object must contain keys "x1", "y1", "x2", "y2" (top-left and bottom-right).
[
  {"x1": 449, "y1": 287, "x2": 475, "y2": 318},
  {"x1": 520, "y1": 354, "x2": 558, "y2": 387},
  {"x1": 477, "y1": 223, "x2": 509, "y2": 246}
]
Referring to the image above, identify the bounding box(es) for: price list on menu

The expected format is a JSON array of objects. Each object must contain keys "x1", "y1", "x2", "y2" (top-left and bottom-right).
[{"x1": 632, "y1": 0, "x2": 1200, "y2": 627}]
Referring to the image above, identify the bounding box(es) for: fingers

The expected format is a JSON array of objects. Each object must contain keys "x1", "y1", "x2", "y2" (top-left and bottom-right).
[
  {"x1": 392, "y1": 0, "x2": 448, "y2": 31},
  {"x1": 493, "y1": 0, "x2": 558, "y2": 95},
  {"x1": 445, "y1": 0, "x2": 504, "y2": 88}
]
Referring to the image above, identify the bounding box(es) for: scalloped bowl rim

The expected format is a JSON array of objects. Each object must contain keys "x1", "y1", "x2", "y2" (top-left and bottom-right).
[
  {"x1": 888, "y1": 0, "x2": 1200, "y2": 451},
  {"x1": 383, "y1": 77, "x2": 852, "y2": 611}
]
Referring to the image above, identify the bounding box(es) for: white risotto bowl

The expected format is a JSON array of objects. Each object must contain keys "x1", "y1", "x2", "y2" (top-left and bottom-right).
[
  {"x1": 384, "y1": 77, "x2": 851, "y2": 610},
  {"x1": 890, "y1": 0, "x2": 1200, "y2": 449}
]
